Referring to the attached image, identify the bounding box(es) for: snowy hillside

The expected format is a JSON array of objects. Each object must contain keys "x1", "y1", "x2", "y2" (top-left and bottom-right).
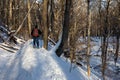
[{"x1": 0, "y1": 40, "x2": 100, "y2": 80}]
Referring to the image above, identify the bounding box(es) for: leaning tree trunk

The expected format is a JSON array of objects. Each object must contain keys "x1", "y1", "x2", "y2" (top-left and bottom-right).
[{"x1": 56, "y1": 0, "x2": 72, "y2": 57}]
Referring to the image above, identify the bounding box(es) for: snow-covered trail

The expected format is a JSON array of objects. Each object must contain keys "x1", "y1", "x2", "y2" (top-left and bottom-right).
[{"x1": 0, "y1": 40, "x2": 99, "y2": 80}]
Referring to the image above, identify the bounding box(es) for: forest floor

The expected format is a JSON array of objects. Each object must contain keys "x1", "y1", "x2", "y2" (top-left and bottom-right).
[
  {"x1": 78, "y1": 37, "x2": 120, "y2": 80},
  {"x1": 0, "y1": 40, "x2": 99, "y2": 80}
]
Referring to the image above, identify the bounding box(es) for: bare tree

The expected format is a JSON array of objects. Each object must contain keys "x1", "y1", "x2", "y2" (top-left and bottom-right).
[
  {"x1": 9, "y1": 0, "x2": 13, "y2": 27},
  {"x1": 27, "y1": 0, "x2": 32, "y2": 38},
  {"x1": 86, "y1": 0, "x2": 91, "y2": 76},
  {"x1": 101, "y1": 0, "x2": 111, "y2": 79},
  {"x1": 114, "y1": 0, "x2": 120, "y2": 65},
  {"x1": 56, "y1": 0, "x2": 72, "y2": 57},
  {"x1": 43, "y1": 0, "x2": 49, "y2": 49}
]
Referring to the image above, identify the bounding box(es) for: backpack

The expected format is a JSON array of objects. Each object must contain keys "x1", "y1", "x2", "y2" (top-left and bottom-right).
[{"x1": 33, "y1": 28, "x2": 39, "y2": 37}]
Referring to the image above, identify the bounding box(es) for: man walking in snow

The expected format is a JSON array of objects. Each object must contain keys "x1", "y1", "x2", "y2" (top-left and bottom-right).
[{"x1": 31, "y1": 25, "x2": 42, "y2": 48}]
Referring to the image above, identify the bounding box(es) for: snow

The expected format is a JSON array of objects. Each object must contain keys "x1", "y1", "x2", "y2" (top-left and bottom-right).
[
  {"x1": 77, "y1": 37, "x2": 120, "y2": 80},
  {"x1": 0, "y1": 37, "x2": 119, "y2": 80},
  {"x1": 0, "y1": 40, "x2": 100, "y2": 80}
]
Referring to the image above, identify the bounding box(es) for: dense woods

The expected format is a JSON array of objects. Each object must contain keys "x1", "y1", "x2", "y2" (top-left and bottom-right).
[{"x1": 0, "y1": 0, "x2": 120, "y2": 79}]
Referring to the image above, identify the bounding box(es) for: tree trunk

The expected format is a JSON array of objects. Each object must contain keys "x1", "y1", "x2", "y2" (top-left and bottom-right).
[
  {"x1": 27, "y1": 0, "x2": 31, "y2": 38},
  {"x1": 50, "y1": 0, "x2": 54, "y2": 32},
  {"x1": 56, "y1": 0, "x2": 72, "y2": 57},
  {"x1": 9, "y1": 0, "x2": 13, "y2": 27},
  {"x1": 86, "y1": 0, "x2": 91, "y2": 76},
  {"x1": 5, "y1": 0, "x2": 9, "y2": 24},
  {"x1": 101, "y1": 0, "x2": 110, "y2": 79},
  {"x1": 43, "y1": 0, "x2": 49, "y2": 49},
  {"x1": 114, "y1": 0, "x2": 120, "y2": 64},
  {"x1": 114, "y1": 35, "x2": 119, "y2": 64}
]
